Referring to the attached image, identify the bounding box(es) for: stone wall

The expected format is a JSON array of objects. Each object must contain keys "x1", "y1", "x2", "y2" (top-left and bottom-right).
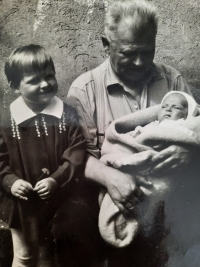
[
  {"x1": 0, "y1": 1, "x2": 200, "y2": 265},
  {"x1": 0, "y1": 0, "x2": 200, "y2": 106}
]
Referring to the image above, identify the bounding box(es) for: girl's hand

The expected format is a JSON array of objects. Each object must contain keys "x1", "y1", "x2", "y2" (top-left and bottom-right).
[
  {"x1": 33, "y1": 178, "x2": 58, "y2": 200},
  {"x1": 11, "y1": 179, "x2": 33, "y2": 201}
]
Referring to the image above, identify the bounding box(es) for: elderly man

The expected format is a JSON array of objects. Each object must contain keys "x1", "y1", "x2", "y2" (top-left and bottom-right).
[
  {"x1": 67, "y1": 0, "x2": 192, "y2": 213},
  {"x1": 57, "y1": 1, "x2": 195, "y2": 266}
]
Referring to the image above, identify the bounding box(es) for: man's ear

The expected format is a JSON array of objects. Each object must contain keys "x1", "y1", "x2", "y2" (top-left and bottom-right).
[{"x1": 101, "y1": 36, "x2": 110, "y2": 55}]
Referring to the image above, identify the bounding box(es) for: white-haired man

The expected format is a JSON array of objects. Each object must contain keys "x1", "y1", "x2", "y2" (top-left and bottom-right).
[
  {"x1": 57, "y1": 1, "x2": 195, "y2": 266},
  {"x1": 67, "y1": 0, "x2": 192, "y2": 213}
]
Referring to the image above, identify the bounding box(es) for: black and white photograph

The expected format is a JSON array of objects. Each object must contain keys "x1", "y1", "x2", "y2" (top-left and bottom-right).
[{"x1": 0, "y1": 1, "x2": 200, "y2": 266}]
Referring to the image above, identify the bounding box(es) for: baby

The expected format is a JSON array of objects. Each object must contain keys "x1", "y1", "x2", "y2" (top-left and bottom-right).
[
  {"x1": 99, "y1": 91, "x2": 199, "y2": 248},
  {"x1": 114, "y1": 91, "x2": 198, "y2": 169}
]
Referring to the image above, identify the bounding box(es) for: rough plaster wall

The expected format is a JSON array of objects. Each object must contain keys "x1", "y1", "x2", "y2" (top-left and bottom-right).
[{"x1": 0, "y1": 0, "x2": 200, "y2": 108}]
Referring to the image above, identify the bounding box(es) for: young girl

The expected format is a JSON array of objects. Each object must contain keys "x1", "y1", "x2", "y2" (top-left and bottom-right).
[{"x1": 0, "y1": 44, "x2": 86, "y2": 267}]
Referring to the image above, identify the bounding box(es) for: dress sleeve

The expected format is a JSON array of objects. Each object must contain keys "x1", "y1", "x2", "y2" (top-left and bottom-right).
[
  {"x1": 50, "y1": 108, "x2": 86, "y2": 188},
  {"x1": 66, "y1": 83, "x2": 101, "y2": 159},
  {"x1": 0, "y1": 130, "x2": 20, "y2": 193}
]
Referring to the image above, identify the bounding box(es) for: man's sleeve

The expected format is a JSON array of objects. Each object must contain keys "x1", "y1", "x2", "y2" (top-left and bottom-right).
[
  {"x1": 174, "y1": 75, "x2": 193, "y2": 95},
  {"x1": 66, "y1": 83, "x2": 101, "y2": 159},
  {"x1": 51, "y1": 108, "x2": 87, "y2": 188},
  {"x1": 175, "y1": 75, "x2": 200, "y2": 112}
]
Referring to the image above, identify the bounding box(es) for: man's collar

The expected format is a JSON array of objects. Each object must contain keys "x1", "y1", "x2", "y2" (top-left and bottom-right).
[
  {"x1": 106, "y1": 59, "x2": 164, "y2": 92},
  {"x1": 10, "y1": 96, "x2": 63, "y2": 125},
  {"x1": 106, "y1": 60, "x2": 121, "y2": 88}
]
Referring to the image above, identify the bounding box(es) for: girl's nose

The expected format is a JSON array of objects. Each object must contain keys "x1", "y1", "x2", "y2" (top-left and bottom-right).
[{"x1": 40, "y1": 80, "x2": 49, "y2": 89}]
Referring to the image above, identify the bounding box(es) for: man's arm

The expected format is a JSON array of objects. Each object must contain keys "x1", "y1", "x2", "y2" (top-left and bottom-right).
[
  {"x1": 51, "y1": 107, "x2": 86, "y2": 188},
  {"x1": 66, "y1": 84, "x2": 139, "y2": 213},
  {"x1": 85, "y1": 154, "x2": 140, "y2": 213}
]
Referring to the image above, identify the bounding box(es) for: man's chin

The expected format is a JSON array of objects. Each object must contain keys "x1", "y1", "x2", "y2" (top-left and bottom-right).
[{"x1": 124, "y1": 69, "x2": 150, "y2": 83}]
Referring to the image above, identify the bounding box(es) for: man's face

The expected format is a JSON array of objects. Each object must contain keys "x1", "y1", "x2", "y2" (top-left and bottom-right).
[
  {"x1": 105, "y1": 19, "x2": 156, "y2": 84},
  {"x1": 158, "y1": 94, "x2": 188, "y2": 122}
]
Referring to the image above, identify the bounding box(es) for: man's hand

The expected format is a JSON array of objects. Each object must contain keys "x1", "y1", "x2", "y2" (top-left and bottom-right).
[
  {"x1": 33, "y1": 178, "x2": 58, "y2": 200},
  {"x1": 149, "y1": 144, "x2": 193, "y2": 175},
  {"x1": 104, "y1": 168, "x2": 140, "y2": 214},
  {"x1": 11, "y1": 179, "x2": 33, "y2": 201},
  {"x1": 85, "y1": 155, "x2": 144, "y2": 215}
]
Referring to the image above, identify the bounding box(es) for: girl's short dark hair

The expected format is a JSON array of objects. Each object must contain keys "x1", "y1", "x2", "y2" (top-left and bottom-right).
[{"x1": 4, "y1": 44, "x2": 55, "y2": 89}]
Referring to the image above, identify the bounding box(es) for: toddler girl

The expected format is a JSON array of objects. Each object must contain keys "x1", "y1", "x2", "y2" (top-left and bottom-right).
[{"x1": 0, "y1": 44, "x2": 86, "y2": 267}]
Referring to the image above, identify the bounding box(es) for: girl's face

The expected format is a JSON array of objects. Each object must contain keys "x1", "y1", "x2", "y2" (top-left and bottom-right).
[{"x1": 17, "y1": 65, "x2": 58, "y2": 113}]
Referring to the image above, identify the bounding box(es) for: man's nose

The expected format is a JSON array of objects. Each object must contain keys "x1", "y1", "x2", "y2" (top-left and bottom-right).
[{"x1": 132, "y1": 55, "x2": 144, "y2": 67}]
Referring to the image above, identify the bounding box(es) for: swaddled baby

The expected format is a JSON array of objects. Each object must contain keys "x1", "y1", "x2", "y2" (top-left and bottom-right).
[
  {"x1": 113, "y1": 91, "x2": 198, "y2": 169},
  {"x1": 99, "y1": 91, "x2": 198, "y2": 248}
]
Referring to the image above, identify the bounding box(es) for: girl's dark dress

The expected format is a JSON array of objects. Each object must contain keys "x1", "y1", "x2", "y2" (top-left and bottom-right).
[{"x1": 0, "y1": 96, "x2": 86, "y2": 247}]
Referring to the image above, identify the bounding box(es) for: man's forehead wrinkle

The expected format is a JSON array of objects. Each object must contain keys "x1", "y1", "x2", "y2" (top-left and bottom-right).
[
  {"x1": 120, "y1": 43, "x2": 154, "y2": 49},
  {"x1": 116, "y1": 21, "x2": 156, "y2": 45}
]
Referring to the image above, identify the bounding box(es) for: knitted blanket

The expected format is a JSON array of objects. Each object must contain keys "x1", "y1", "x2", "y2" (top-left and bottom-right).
[{"x1": 99, "y1": 105, "x2": 200, "y2": 249}]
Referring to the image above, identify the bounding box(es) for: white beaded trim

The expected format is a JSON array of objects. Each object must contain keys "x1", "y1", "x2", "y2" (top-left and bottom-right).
[
  {"x1": 42, "y1": 116, "x2": 48, "y2": 136},
  {"x1": 62, "y1": 112, "x2": 66, "y2": 131},
  {"x1": 35, "y1": 119, "x2": 41, "y2": 137},
  {"x1": 11, "y1": 113, "x2": 66, "y2": 139},
  {"x1": 11, "y1": 116, "x2": 21, "y2": 139}
]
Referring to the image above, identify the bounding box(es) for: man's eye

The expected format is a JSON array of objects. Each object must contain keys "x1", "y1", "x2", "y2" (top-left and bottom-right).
[
  {"x1": 46, "y1": 74, "x2": 55, "y2": 80},
  {"x1": 120, "y1": 51, "x2": 135, "y2": 57}
]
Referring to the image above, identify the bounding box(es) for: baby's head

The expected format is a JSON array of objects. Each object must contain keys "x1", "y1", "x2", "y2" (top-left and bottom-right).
[
  {"x1": 158, "y1": 91, "x2": 198, "y2": 123},
  {"x1": 4, "y1": 44, "x2": 57, "y2": 112}
]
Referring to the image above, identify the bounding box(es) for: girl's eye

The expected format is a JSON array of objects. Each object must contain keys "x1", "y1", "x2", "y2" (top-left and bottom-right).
[{"x1": 28, "y1": 78, "x2": 40, "y2": 85}]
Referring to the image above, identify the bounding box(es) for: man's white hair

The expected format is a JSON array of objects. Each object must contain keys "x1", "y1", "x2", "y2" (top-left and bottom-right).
[{"x1": 104, "y1": 0, "x2": 158, "y2": 42}]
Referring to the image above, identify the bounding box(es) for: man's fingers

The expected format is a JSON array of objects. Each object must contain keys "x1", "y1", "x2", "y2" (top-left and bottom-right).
[
  {"x1": 137, "y1": 176, "x2": 153, "y2": 189},
  {"x1": 135, "y1": 188, "x2": 145, "y2": 201},
  {"x1": 150, "y1": 157, "x2": 176, "y2": 174},
  {"x1": 151, "y1": 150, "x2": 169, "y2": 164},
  {"x1": 114, "y1": 201, "x2": 130, "y2": 216}
]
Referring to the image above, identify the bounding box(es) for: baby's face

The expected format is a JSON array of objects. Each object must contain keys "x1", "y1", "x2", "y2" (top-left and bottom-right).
[{"x1": 158, "y1": 94, "x2": 188, "y2": 122}]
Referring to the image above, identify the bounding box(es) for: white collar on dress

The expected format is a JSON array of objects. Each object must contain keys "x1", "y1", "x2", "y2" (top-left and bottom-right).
[{"x1": 10, "y1": 96, "x2": 63, "y2": 125}]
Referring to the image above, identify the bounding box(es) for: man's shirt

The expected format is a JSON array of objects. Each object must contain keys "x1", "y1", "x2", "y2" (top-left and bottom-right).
[{"x1": 66, "y1": 59, "x2": 192, "y2": 158}]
